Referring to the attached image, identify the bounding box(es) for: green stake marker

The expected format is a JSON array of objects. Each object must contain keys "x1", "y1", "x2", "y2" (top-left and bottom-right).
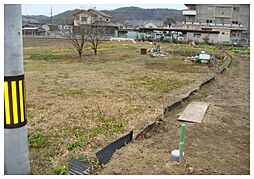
[{"x1": 179, "y1": 124, "x2": 186, "y2": 160}]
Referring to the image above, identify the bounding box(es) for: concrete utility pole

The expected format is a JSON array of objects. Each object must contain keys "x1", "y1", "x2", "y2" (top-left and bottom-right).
[
  {"x1": 51, "y1": 6, "x2": 53, "y2": 24},
  {"x1": 4, "y1": 4, "x2": 30, "y2": 175}
]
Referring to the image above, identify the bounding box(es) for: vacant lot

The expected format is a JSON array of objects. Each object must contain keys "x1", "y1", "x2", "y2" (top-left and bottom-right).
[
  {"x1": 100, "y1": 55, "x2": 250, "y2": 175},
  {"x1": 24, "y1": 38, "x2": 223, "y2": 174}
]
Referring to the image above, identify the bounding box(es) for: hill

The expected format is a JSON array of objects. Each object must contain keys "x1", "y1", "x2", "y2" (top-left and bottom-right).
[
  {"x1": 102, "y1": 6, "x2": 184, "y2": 22},
  {"x1": 22, "y1": 6, "x2": 184, "y2": 25},
  {"x1": 22, "y1": 15, "x2": 50, "y2": 24}
]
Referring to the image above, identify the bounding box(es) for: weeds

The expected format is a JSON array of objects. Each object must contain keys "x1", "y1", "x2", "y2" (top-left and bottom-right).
[
  {"x1": 164, "y1": 43, "x2": 225, "y2": 59},
  {"x1": 95, "y1": 113, "x2": 125, "y2": 135},
  {"x1": 67, "y1": 138, "x2": 86, "y2": 151},
  {"x1": 28, "y1": 132, "x2": 48, "y2": 148},
  {"x1": 135, "y1": 76, "x2": 190, "y2": 93},
  {"x1": 30, "y1": 53, "x2": 73, "y2": 61},
  {"x1": 225, "y1": 47, "x2": 250, "y2": 55},
  {"x1": 54, "y1": 165, "x2": 68, "y2": 175}
]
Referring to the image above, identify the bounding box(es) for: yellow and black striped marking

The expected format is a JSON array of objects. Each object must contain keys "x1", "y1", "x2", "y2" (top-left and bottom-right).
[{"x1": 4, "y1": 75, "x2": 27, "y2": 128}]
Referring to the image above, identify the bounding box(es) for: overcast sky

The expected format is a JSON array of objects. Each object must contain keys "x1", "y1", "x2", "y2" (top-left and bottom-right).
[{"x1": 22, "y1": 4, "x2": 186, "y2": 16}]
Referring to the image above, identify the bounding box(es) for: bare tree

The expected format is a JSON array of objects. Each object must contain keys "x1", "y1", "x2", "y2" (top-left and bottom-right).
[
  {"x1": 61, "y1": 12, "x2": 111, "y2": 58},
  {"x1": 62, "y1": 27, "x2": 86, "y2": 59},
  {"x1": 62, "y1": 25, "x2": 109, "y2": 57},
  {"x1": 85, "y1": 25, "x2": 109, "y2": 56}
]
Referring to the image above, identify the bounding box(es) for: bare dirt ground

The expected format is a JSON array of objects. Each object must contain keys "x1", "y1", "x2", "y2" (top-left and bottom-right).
[{"x1": 99, "y1": 55, "x2": 250, "y2": 175}]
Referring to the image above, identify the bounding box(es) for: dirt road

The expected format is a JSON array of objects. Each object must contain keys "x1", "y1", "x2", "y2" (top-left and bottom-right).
[{"x1": 98, "y1": 55, "x2": 250, "y2": 175}]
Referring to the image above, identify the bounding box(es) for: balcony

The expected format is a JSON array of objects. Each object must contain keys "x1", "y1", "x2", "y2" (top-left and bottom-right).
[
  {"x1": 180, "y1": 22, "x2": 246, "y2": 30},
  {"x1": 182, "y1": 10, "x2": 197, "y2": 16}
]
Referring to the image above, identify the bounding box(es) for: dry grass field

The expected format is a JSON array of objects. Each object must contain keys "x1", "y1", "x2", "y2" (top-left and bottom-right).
[{"x1": 23, "y1": 38, "x2": 222, "y2": 174}]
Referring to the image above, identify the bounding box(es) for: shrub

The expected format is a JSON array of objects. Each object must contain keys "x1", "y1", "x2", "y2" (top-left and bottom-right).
[{"x1": 202, "y1": 35, "x2": 210, "y2": 44}]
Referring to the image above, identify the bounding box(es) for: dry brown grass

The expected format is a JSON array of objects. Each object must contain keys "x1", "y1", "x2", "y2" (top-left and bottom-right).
[{"x1": 23, "y1": 38, "x2": 216, "y2": 174}]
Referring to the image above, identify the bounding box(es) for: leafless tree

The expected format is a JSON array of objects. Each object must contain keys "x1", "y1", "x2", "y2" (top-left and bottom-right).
[
  {"x1": 62, "y1": 25, "x2": 109, "y2": 57},
  {"x1": 62, "y1": 27, "x2": 86, "y2": 59},
  {"x1": 85, "y1": 25, "x2": 109, "y2": 56},
  {"x1": 61, "y1": 11, "x2": 111, "y2": 58}
]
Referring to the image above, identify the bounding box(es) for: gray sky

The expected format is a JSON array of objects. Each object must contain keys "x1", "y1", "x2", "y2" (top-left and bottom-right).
[{"x1": 22, "y1": 4, "x2": 186, "y2": 16}]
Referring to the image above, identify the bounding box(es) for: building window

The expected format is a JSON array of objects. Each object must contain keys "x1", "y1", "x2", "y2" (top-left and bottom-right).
[
  {"x1": 81, "y1": 17, "x2": 87, "y2": 22},
  {"x1": 232, "y1": 21, "x2": 238, "y2": 24},
  {"x1": 206, "y1": 20, "x2": 213, "y2": 23},
  {"x1": 100, "y1": 18, "x2": 102, "y2": 20},
  {"x1": 215, "y1": 7, "x2": 231, "y2": 17},
  {"x1": 194, "y1": 33, "x2": 201, "y2": 38},
  {"x1": 233, "y1": 7, "x2": 240, "y2": 12},
  {"x1": 189, "y1": 5, "x2": 196, "y2": 10},
  {"x1": 221, "y1": 32, "x2": 225, "y2": 35},
  {"x1": 106, "y1": 19, "x2": 109, "y2": 21}
]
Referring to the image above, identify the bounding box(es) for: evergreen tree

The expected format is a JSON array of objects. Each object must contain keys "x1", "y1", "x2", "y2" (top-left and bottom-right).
[{"x1": 163, "y1": 17, "x2": 176, "y2": 27}]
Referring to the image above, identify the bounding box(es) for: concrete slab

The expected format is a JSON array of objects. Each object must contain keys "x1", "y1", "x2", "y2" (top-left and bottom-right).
[{"x1": 178, "y1": 101, "x2": 210, "y2": 123}]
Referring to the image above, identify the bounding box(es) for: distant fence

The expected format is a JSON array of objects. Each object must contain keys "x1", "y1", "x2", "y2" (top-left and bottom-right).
[
  {"x1": 23, "y1": 32, "x2": 68, "y2": 39},
  {"x1": 23, "y1": 32, "x2": 115, "y2": 40}
]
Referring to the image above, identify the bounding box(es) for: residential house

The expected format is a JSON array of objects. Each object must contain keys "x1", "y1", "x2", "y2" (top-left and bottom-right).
[
  {"x1": 22, "y1": 18, "x2": 47, "y2": 36},
  {"x1": 143, "y1": 20, "x2": 163, "y2": 28},
  {"x1": 22, "y1": 18, "x2": 42, "y2": 28},
  {"x1": 123, "y1": 20, "x2": 145, "y2": 29},
  {"x1": 22, "y1": 27, "x2": 46, "y2": 36},
  {"x1": 74, "y1": 9, "x2": 111, "y2": 26},
  {"x1": 73, "y1": 9, "x2": 118, "y2": 35}
]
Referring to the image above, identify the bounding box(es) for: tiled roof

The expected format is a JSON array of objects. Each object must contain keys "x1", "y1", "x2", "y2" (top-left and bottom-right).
[{"x1": 73, "y1": 9, "x2": 111, "y2": 18}]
